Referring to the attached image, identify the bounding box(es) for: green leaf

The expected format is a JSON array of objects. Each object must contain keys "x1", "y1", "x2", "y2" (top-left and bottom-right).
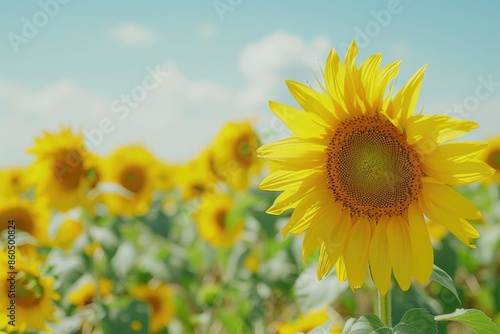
[
  {"x1": 393, "y1": 309, "x2": 437, "y2": 334},
  {"x1": 348, "y1": 314, "x2": 392, "y2": 334},
  {"x1": 435, "y1": 308, "x2": 500, "y2": 333},
  {"x1": 294, "y1": 265, "x2": 348, "y2": 313},
  {"x1": 430, "y1": 265, "x2": 461, "y2": 304},
  {"x1": 341, "y1": 318, "x2": 357, "y2": 334}
]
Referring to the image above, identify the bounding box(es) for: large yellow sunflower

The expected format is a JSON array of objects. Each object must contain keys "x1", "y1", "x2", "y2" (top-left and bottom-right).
[
  {"x1": 210, "y1": 121, "x2": 262, "y2": 191},
  {"x1": 0, "y1": 250, "x2": 60, "y2": 333},
  {"x1": 194, "y1": 193, "x2": 244, "y2": 248},
  {"x1": 0, "y1": 198, "x2": 51, "y2": 246},
  {"x1": 479, "y1": 135, "x2": 500, "y2": 183},
  {"x1": 27, "y1": 127, "x2": 97, "y2": 211},
  {"x1": 258, "y1": 42, "x2": 493, "y2": 294},
  {"x1": 130, "y1": 282, "x2": 174, "y2": 333},
  {"x1": 102, "y1": 145, "x2": 159, "y2": 216}
]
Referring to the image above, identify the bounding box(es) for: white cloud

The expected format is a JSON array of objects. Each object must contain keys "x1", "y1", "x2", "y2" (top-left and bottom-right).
[
  {"x1": 199, "y1": 23, "x2": 216, "y2": 39},
  {"x1": 1, "y1": 31, "x2": 332, "y2": 165},
  {"x1": 107, "y1": 24, "x2": 157, "y2": 46},
  {"x1": 237, "y1": 31, "x2": 330, "y2": 110}
]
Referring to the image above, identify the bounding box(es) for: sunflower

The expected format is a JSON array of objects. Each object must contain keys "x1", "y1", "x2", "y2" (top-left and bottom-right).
[
  {"x1": 178, "y1": 149, "x2": 217, "y2": 201},
  {"x1": 210, "y1": 121, "x2": 262, "y2": 191},
  {"x1": 154, "y1": 159, "x2": 179, "y2": 192},
  {"x1": 479, "y1": 135, "x2": 500, "y2": 183},
  {"x1": 51, "y1": 219, "x2": 83, "y2": 250},
  {"x1": 258, "y1": 42, "x2": 493, "y2": 294},
  {"x1": 27, "y1": 127, "x2": 97, "y2": 211},
  {"x1": 0, "y1": 198, "x2": 50, "y2": 246},
  {"x1": 0, "y1": 251, "x2": 60, "y2": 333},
  {"x1": 130, "y1": 282, "x2": 174, "y2": 333},
  {"x1": 0, "y1": 167, "x2": 30, "y2": 199},
  {"x1": 244, "y1": 253, "x2": 260, "y2": 273},
  {"x1": 194, "y1": 193, "x2": 244, "y2": 248},
  {"x1": 67, "y1": 277, "x2": 113, "y2": 307},
  {"x1": 276, "y1": 309, "x2": 342, "y2": 334},
  {"x1": 102, "y1": 145, "x2": 159, "y2": 216}
]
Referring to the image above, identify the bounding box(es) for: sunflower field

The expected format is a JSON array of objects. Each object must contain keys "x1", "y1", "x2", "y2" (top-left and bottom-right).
[{"x1": 2, "y1": 42, "x2": 500, "y2": 334}]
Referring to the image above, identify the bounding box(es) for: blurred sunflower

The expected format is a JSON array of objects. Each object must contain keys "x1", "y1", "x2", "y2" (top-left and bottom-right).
[
  {"x1": 130, "y1": 282, "x2": 174, "y2": 333},
  {"x1": 51, "y1": 219, "x2": 83, "y2": 250},
  {"x1": 0, "y1": 167, "x2": 29, "y2": 199},
  {"x1": 195, "y1": 193, "x2": 244, "y2": 248},
  {"x1": 0, "y1": 251, "x2": 60, "y2": 333},
  {"x1": 102, "y1": 145, "x2": 159, "y2": 216},
  {"x1": 27, "y1": 127, "x2": 97, "y2": 211},
  {"x1": 0, "y1": 198, "x2": 50, "y2": 246},
  {"x1": 210, "y1": 121, "x2": 262, "y2": 191},
  {"x1": 154, "y1": 159, "x2": 179, "y2": 192},
  {"x1": 258, "y1": 41, "x2": 493, "y2": 294},
  {"x1": 244, "y1": 253, "x2": 260, "y2": 273},
  {"x1": 179, "y1": 149, "x2": 217, "y2": 201},
  {"x1": 67, "y1": 277, "x2": 113, "y2": 307},
  {"x1": 276, "y1": 309, "x2": 342, "y2": 334},
  {"x1": 479, "y1": 135, "x2": 500, "y2": 183}
]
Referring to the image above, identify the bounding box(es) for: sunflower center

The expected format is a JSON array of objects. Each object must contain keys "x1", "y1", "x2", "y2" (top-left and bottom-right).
[
  {"x1": 11, "y1": 175, "x2": 20, "y2": 187},
  {"x1": 0, "y1": 207, "x2": 34, "y2": 234},
  {"x1": 325, "y1": 116, "x2": 423, "y2": 220},
  {"x1": 53, "y1": 149, "x2": 84, "y2": 190},
  {"x1": 13, "y1": 272, "x2": 44, "y2": 307},
  {"x1": 120, "y1": 165, "x2": 146, "y2": 193},
  {"x1": 214, "y1": 209, "x2": 227, "y2": 230},
  {"x1": 235, "y1": 137, "x2": 256, "y2": 165},
  {"x1": 487, "y1": 149, "x2": 500, "y2": 169},
  {"x1": 146, "y1": 295, "x2": 162, "y2": 313}
]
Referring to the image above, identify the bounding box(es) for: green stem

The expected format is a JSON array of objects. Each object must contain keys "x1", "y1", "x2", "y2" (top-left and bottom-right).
[{"x1": 378, "y1": 289, "x2": 392, "y2": 327}]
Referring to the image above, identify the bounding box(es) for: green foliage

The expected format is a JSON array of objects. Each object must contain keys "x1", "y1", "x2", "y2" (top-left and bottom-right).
[
  {"x1": 435, "y1": 309, "x2": 500, "y2": 333},
  {"x1": 430, "y1": 265, "x2": 461, "y2": 304}
]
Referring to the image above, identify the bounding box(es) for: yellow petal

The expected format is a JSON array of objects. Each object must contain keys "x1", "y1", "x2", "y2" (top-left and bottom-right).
[
  {"x1": 368, "y1": 218, "x2": 392, "y2": 295},
  {"x1": 257, "y1": 137, "x2": 327, "y2": 168},
  {"x1": 320, "y1": 208, "x2": 351, "y2": 277},
  {"x1": 422, "y1": 179, "x2": 482, "y2": 220},
  {"x1": 267, "y1": 188, "x2": 305, "y2": 215},
  {"x1": 392, "y1": 65, "x2": 426, "y2": 123},
  {"x1": 282, "y1": 190, "x2": 333, "y2": 237},
  {"x1": 285, "y1": 80, "x2": 337, "y2": 124},
  {"x1": 336, "y1": 256, "x2": 347, "y2": 282},
  {"x1": 418, "y1": 193, "x2": 479, "y2": 247},
  {"x1": 424, "y1": 142, "x2": 486, "y2": 164},
  {"x1": 378, "y1": 60, "x2": 401, "y2": 111},
  {"x1": 317, "y1": 242, "x2": 336, "y2": 280},
  {"x1": 344, "y1": 216, "x2": 371, "y2": 290},
  {"x1": 269, "y1": 101, "x2": 327, "y2": 138},
  {"x1": 387, "y1": 216, "x2": 412, "y2": 291},
  {"x1": 359, "y1": 53, "x2": 382, "y2": 110},
  {"x1": 406, "y1": 115, "x2": 479, "y2": 148},
  {"x1": 259, "y1": 168, "x2": 323, "y2": 191},
  {"x1": 408, "y1": 202, "x2": 433, "y2": 283},
  {"x1": 324, "y1": 48, "x2": 346, "y2": 111},
  {"x1": 423, "y1": 160, "x2": 494, "y2": 185},
  {"x1": 303, "y1": 202, "x2": 343, "y2": 259}
]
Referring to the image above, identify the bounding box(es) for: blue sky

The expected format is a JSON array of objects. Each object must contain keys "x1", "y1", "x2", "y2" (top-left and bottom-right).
[{"x1": 1, "y1": 0, "x2": 500, "y2": 165}]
